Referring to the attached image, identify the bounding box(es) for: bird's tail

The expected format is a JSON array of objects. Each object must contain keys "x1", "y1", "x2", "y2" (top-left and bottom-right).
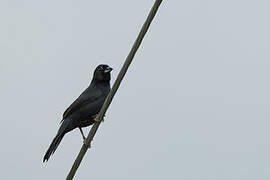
[
  {"x1": 43, "y1": 118, "x2": 72, "y2": 162},
  {"x1": 43, "y1": 132, "x2": 65, "y2": 162}
]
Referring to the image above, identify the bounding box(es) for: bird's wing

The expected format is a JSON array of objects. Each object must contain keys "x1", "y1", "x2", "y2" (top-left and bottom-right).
[
  {"x1": 62, "y1": 87, "x2": 101, "y2": 120},
  {"x1": 62, "y1": 99, "x2": 89, "y2": 119}
]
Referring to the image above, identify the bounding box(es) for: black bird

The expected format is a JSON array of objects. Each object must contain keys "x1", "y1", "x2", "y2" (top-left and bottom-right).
[{"x1": 43, "y1": 64, "x2": 113, "y2": 162}]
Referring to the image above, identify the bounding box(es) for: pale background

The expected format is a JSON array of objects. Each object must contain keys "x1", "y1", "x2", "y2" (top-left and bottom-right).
[{"x1": 1, "y1": 0, "x2": 270, "y2": 179}]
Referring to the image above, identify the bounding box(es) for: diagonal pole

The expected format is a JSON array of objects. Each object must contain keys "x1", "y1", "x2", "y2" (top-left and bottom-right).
[{"x1": 66, "y1": 0, "x2": 163, "y2": 179}]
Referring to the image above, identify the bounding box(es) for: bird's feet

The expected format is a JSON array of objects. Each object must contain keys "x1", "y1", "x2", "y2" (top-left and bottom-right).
[
  {"x1": 83, "y1": 138, "x2": 91, "y2": 149},
  {"x1": 93, "y1": 114, "x2": 105, "y2": 122}
]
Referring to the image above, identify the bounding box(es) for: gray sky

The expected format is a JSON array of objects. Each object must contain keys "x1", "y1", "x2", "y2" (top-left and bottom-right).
[{"x1": 1, "y1": 0, "x2": 270, "y2": 179}]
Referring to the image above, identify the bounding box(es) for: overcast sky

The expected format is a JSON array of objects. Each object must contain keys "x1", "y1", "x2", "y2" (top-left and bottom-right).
[{"x1": 1, "y1": 0, "x2": 270, "y2": 179}]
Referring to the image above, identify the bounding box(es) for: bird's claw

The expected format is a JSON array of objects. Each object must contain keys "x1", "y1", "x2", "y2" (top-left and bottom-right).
[
  {"x1": 94, "y1": 115, "x2": 105, "y2": 123},
  {"x1": 83, "y1": 138, "x2": 91, "y2": 149}
]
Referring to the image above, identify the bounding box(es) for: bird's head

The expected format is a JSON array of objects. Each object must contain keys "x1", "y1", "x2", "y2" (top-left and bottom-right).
[{"x1": 92, "y1": 64, "x2": 113, "y2": 83}]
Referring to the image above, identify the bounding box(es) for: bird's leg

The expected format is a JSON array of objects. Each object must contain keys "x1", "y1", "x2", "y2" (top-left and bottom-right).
[
  {"x1": 79, "y1": 127, "x2": 86, "y2": 140},
  {"x1": 79, "y1": 127, "x2": 91, "y2": 149}
]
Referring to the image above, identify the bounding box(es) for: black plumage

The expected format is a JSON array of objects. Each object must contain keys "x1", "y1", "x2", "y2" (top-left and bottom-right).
[{"x1": 43, "y1": 64, "x2": 113, "y2": 162}]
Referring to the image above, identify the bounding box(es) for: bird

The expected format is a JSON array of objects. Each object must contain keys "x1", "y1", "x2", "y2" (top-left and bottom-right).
[{"x1": 43, "y1": 64, "x2": 113, "y2": 162}]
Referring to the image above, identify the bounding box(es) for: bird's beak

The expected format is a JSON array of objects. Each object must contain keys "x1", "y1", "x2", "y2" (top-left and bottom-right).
[{"x1": 104, "y1": 66, "x2": 113, "y2": 73}]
